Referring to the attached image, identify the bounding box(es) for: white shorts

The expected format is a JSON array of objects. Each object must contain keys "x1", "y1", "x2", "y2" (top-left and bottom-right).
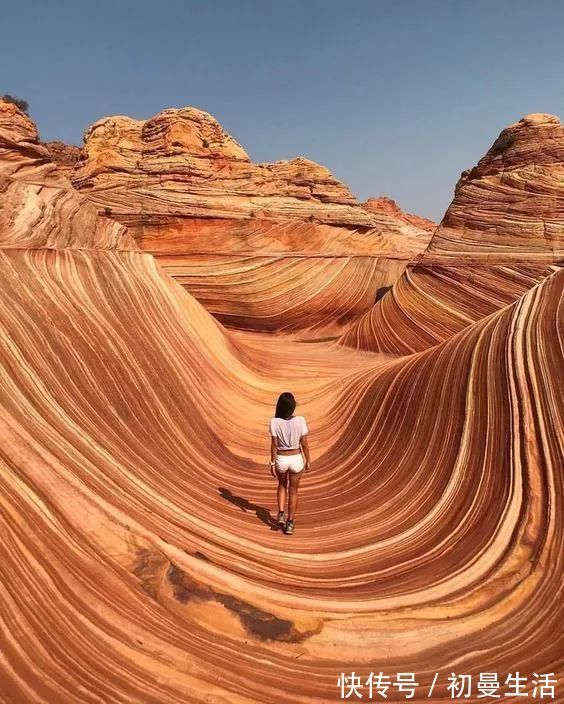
[{"x1": 275, "y1": 453, "x2": 304, "y2": 474}]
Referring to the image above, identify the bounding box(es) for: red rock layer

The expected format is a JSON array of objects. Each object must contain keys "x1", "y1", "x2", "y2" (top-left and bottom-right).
[
  {"x1": 340, "y1": 113, "x2": 564, "y2": 354},
  {"x1": 137, "y1": 217, "x2": 428, "y2": 336},
  {"x1": 42, "y1": 140, "x2": 81, "y2": 177},
  {"x1": 1, "y1": 248, "x2": 562, "y2": 702},
  {"x1": 0, "y1": 100, "x2": 134, "y2": 250},
  {"x1": 69, "y1": 106, "x2": 432, "y2": 333},
  {"x1": 363, "y1": 196, "x2": 436, "y2": 232},
  {"x1": 2, "y1": 103, "x2": 562, "y2": 702}
]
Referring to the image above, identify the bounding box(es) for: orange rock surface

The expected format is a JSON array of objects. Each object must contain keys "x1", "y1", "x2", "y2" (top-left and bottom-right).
[
  {"x1": 1, "y1": 101, "x2": 563, "y2": 702},
  {"x1": 340, "y1": 113, "x2": 564, "y2": 353},
  {"x1": 70, "y1": 107, "x2": 433, "y2": 335},
  {"x1": 42, "y1": 139, "x2": 80, "y2": 177},
  {"x1": 363, "y1": 196, "x2": 436, "y2": 232},
  {"x1": 0, "y1": 101, "x2": 133, "y2": 250},
  {"x1": 72, "y1": 107, "x2": 401, "y2": 226}
]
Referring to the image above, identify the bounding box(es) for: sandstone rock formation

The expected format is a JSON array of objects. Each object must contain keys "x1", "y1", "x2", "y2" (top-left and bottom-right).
[
  {"x1": 1, "y1": 102, "x2": 562, "y2": 702},
  {"x1": 43, "y1": 139, "x2": 81, "y2": 177},
  {"x1": 70, "y1": 106, "x2": 433, "y2": 335},
  {"x1": 428, "y1": 113, "x2": 564, "y2": 257},
  {"x1": 72, "y1": 107, "x2": 404, "y2": 227},
  {"x1": 340, "y1": 113, "x2": 564, "y2": 353},
  {"x1": 363, "y1": 195, "x2": 436, "y2": 232},
  {"x1": 0, "y1": 100, "x2": 133, "y2": 250}
]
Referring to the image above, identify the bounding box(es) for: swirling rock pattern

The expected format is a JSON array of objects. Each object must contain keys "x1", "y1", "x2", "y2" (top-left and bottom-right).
[
  {"x1": 0, "y1": 101, "x2": 134, "y2": 251},
  {"x1": 69, "y1": 106, "x2": 432, "y2": 333},
  {"x1": 138, "y1": 217, "x2": 428, "y2": 335},
  {"x1": 1, "y1": 251, "x2": 563, "y2": 703},
  {"x1": 340, "y1": 114, "x2": 564, "y2": 354},
  {"x1": 1, "y1": 104, "x2": 563, "y2": 702}
]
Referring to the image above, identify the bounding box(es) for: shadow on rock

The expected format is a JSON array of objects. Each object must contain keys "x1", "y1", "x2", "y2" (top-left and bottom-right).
[{"x1": 218, "y1": 487, "x2": 280, "y2": 531}]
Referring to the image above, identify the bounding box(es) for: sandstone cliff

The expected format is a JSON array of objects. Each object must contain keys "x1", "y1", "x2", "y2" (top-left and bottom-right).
[
  {"x1": 69, "y1": 106, "x2": 434, "y2": 334},
  {"x1": 72, "y1": 107, "x2": 429, "y2": 235},
  {"x1": 0, "y1": 100, "x2": 133, "y2": 250},
  {"x1": 363, "y1": 196, "x2": 436, "y2": 232},
  {"x1": 340, "y1": 113, "x2": 564, "y2": 353}
]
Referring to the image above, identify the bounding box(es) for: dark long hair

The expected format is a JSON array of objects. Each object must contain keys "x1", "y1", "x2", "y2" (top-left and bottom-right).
[{"x1": 275, "y1": 392, "x2": 296, "y2": 419}]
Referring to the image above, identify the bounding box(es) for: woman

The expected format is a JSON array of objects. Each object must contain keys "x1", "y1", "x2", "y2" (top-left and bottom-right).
[{"x1": 268, "y1": 392, "x2": 311, "y2": 535}]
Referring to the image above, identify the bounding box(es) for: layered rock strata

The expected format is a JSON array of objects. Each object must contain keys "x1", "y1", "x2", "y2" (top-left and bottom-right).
[
  {"x1": 0, "y1": 101, "x2": 133, "y2": 250},
  {"x1": 340, "y1": 113, "x2": 564, "y2": 353},
  {"x1": 1, "y1": 102, "x2": 562, "y2": 702},
  {"x1": 70, "y1": 107, "x2": 433, "y2": 334}
]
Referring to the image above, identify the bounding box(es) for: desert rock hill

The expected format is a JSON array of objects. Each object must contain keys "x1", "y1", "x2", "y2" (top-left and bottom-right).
[
  {"x1": 340, "y1": 112, "x2": 564, "y2": 353},
  {"x1": 363, "y1": 196, "x2": 436, "y2": 232},
  {"x1": 71, "y1": 106, "x2": 430, "y2": 234},
  {"x1": 67, "y1": 106, "x2": 434, "y2": 335},
  {"x1": 429, "y1": 112, "x2": 564, "y2": 257},
  {"x1": 0, "y1": 100, "x2": 132, "y2": 250}
]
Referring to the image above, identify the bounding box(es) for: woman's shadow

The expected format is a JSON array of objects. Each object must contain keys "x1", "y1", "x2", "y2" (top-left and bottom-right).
[{"x1": 218, "y1": 487, "x2": 281, "y2": 531}]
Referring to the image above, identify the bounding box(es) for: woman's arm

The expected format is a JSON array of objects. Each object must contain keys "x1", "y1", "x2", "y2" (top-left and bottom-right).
[
  {"x1": 269, "y1": 436, "x2": 277, "y2": 477},
  {"x1": 300, "y1": 434, "x2": 311, "y2": 471}
]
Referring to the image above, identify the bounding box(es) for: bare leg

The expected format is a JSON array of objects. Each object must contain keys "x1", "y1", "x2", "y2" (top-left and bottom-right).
[
  {"x1": 276, "y1": 470, "x2": 288, "y2": 513},
  {"x1": 288, "y1": 470, "x2": 303, "y2": 520}
]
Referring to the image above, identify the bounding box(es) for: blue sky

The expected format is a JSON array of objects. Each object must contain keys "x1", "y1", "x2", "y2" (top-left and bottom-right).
[{"x1": 2, "y1": 0, "x2": 563, "y2": 220}]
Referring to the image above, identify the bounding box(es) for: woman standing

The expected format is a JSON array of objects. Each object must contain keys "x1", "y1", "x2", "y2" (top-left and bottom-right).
[{"x1": 268, "y1": 392, "x2": 310, "y2": 535}]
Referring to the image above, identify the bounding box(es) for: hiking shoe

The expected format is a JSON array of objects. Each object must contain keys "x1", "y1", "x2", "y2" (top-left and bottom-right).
[
  {"x1": 276, "y1": 511, "x2": 286, "y2": 526},
  {"x1": 284, "y1": 519, "x2": 295, "y2": 535}
]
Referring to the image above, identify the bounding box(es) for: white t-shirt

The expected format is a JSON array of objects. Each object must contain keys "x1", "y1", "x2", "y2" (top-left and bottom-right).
[{"x1": 269, "y1": 415, "x2": 308, "y2": 451}]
